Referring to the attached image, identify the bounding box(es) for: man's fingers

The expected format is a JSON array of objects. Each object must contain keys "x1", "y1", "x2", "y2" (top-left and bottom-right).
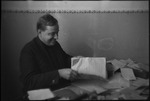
[
  {"x1": 71, "y1": 70, "x2": 78, "y2": 75},
  {"x1": 70, "y1": 70, "x2": 79, "y2": 80}
]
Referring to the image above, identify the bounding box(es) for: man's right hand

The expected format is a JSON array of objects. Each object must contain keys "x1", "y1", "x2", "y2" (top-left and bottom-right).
[{"x1": 58, "y1": 68, "x2": 79, "y2": 80}]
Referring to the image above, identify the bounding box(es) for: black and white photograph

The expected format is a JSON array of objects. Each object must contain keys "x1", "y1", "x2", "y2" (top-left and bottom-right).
[{"x1": 1, "y1": 0, "x2": 149, "y2": 100}]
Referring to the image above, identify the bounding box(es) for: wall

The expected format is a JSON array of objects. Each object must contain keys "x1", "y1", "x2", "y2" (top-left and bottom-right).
[{"x1": 1, "y1": 1, "x2": 149, "y2": 101}]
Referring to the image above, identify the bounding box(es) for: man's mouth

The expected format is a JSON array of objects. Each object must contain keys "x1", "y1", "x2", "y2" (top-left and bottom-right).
[
  {"x1": 48, "y1": 39, "x2": 56, "y2": 44},
  {"x1": 52, "y1": 39, "x2": 56, "y2": 42}
]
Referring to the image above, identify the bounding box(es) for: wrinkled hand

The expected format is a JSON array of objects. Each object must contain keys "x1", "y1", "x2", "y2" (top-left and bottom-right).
[{"x1": 58, "y1": 68, "x2": 79, "y2": 80}]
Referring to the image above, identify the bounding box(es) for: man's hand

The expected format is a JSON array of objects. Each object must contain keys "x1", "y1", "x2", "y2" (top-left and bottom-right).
[{"x1": 58, "y1": 69, "x2": 79, "y2": 80}]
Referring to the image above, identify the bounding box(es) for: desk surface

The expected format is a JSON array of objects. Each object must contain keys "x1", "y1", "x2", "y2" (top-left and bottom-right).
[{"x1": 53, "y1": 74, "x2": 149, "y2": 100}]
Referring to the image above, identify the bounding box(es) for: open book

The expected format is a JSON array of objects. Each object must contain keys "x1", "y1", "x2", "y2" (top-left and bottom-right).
[{"x1": 71, "y1": 57, "x2": 107, "y2": 79}]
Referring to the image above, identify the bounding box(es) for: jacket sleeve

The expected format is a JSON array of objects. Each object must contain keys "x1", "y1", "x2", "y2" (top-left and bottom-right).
[{"x1": 19, "y1": 47, "x2": 60, "y2": 92}]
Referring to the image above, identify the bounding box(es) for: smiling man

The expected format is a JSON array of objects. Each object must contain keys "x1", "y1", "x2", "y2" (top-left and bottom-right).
[{"x1": 19, "y1": 14, "x2": 79, "y2": 95}]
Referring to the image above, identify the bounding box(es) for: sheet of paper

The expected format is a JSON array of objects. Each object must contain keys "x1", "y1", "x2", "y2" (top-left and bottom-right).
[
  {"x1": 111, "y1": 59, "x2": 126, "y2": 71},
  {"x1": 124, "y1": 58, "x2": 140, "y2": 70},
  {"x1": 119, "y1": 87, "x2": 147, "y2": 100},
  {"x1": 121, "y1": 68, "x2": 136, "y2": 81},
  {"x1": 127, "y1": 63, "x2": 140, "y2": 70},
  {"x1": 77, "y1": 73, "x2": 108, "y2": 82},
  {"x1": 119, "y1": 59, "x2": 128, "y2": 64},
  {"x1": 72, "y1": 82, "x2": 106, "y2": 94},
  {"x1": 58, "y1": 97, "x2": 70, "y2": 100},
  {"x1": 126, "y1": 58, "x2": 135, "y2": 64},
  {"x1": 68, "y1": 85, "x2": 88, "y2": 95},
  {"x1": 71, "y1": 57, "x2": 107, "y2": 78},
  {"x1": 131, "y1": 77, "x2": 149, "y2": 87},
  {"x1": 103, "y1": 73, "x2": 130, "y2": 89},
  {"x1": 137, "y1": 63, "x2": 149, "y2": 72},
  {"x1": 28, "y1": 89, "x2": 54, "y2": 100}
]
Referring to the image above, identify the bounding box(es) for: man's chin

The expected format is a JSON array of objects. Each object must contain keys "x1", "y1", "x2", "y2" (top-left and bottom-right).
[{"x1": 47, "y1": 42, "x2": 56, "y2": 46}]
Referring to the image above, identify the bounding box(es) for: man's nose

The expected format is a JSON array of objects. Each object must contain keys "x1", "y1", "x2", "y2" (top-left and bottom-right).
[{"x1": 54, "y1": 34, "x2": 58, "y2": 39}]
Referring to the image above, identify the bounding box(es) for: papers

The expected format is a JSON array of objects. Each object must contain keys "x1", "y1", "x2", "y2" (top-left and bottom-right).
[
  {"x1": 103, "y1": 73, "x2": 130, "y2": 89},
  {"x1": 121, "y1": 68, "x2": 136, "y2": 81},
  {"x1": 74, "y1": 83, "x2": 106, "y2": 94},
  {"x1": 119, "y1": 87, "x2": 147, "y2": 100},
  {"x1": 137, "y1": 63, "x2": 149, "y2": 72},
  {"x1": 27, "y1": 89, "x2": 54, "y2": 100},
  {"x1": 131, "y1": 77, "x2": 149, "y2": 87},
  {"x1": 58, "y1": 97, "x2": 70, "y2": 100},
  {"x1": 71, "y1": 57, "x2": 107, "y2": 79},
  {"x1": 76, "y1": 73, "x2": 108, "y2": 83},
  {"x1": 53, "y1": 88, "x2": 78, "y2": 100},
  {"x1": 107, "y1": 58, "x2": 142, "y2": 72},
  {"x1": 127, "y1": 63, "x2": 140, "y2": 70},
  {"x1": 68, "y1": 85, "x2": 88, "y2": 95},
  {"x1": 108, "y1": 59, "x2": 126, "y2": 72},
  {"x1": 72, "y1": 80, "x2": 106, "y2": 94}
]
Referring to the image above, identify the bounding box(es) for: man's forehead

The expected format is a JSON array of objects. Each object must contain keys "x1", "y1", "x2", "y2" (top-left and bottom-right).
[{"x1": 46, "y1": 25, "x2": 59, "y2": 31}]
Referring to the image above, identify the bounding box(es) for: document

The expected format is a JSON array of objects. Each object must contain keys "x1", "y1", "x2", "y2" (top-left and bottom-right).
[
  {"x1": 107, "y1": 58, "x2": 140, "y2": 72},
  {"x1": 131, "y1": 77, "x2": 149, "y2": 87},
  {"x1": 28, "y1": 88, "x2": 54, "y2": 100},
  {"x1": 71, "y1": 57, "x2": 107, "y2": 78},
  {"x1": 137, "y1": 63, "x2": 149, "y2": 72},
  {"x1": 72, "y1": 80, "x2": 106, "y2": 94},
  {"x1": 121, "y1": 68, "x2": 136, "y2": 81},
  {"x1": 111, "y1": 59, "x2": 126, "y2": 71},
  {"x1": 103, "y1": 73, "x2": 130, "y2": 89}
]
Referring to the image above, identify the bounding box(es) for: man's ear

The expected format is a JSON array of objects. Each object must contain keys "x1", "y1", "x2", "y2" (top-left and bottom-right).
[{"x1": 37, "y1": 29, "x2": 41, "y2": 34}]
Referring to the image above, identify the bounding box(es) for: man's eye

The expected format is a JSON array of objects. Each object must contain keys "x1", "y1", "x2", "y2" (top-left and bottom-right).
[
  {"x1": 48, "y1": 33, "x2": 56, "y2": 36},
  {"x1": 48, "y1": 33, "x2": 53, "y2": 35}
]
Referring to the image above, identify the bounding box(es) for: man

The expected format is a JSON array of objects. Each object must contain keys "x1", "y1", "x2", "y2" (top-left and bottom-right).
[{"x1": 19, "y1": 13, "x2": 79, "y2": 94}]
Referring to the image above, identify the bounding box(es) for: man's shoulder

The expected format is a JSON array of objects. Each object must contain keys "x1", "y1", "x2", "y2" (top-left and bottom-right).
[{"x1": 21, "y1": 37, "x2": 37, "y2": 52}]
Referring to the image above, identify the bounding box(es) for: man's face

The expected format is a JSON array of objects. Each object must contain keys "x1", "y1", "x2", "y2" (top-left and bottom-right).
[{"x1": 38, "y1": 25, "x2": 59, "y2": 46}]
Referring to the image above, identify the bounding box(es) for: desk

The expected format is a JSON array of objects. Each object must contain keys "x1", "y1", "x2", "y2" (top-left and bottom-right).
[
  {"x1": 53, "y1": 73, "x2": 149, "y2": 100},
  {"x1": 26, "y1": 74, "x2": 149, "y2": 100}
]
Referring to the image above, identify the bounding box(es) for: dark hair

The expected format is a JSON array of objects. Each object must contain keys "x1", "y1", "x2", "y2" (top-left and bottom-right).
[{"x1": 36, "y1": 13, "x2": 58, "y2": 32}]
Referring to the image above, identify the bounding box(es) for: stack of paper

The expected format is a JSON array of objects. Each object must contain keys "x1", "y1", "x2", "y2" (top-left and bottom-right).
[{"x1": 28, "y1": 89, "x2": 54, "y2": 100}]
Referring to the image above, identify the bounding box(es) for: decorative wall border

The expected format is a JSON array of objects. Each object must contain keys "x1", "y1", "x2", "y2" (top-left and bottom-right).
[
  {"x1": 2, "y1": 9, "x2": 149, "y2": 13},
  {"x1": 2, "y1": 1, "x2": 149, "y2": 14}
]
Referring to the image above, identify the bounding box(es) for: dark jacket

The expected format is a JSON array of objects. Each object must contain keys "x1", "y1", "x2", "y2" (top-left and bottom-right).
[{"x1": 19, "y1": 36, "x2": 72, "y2": 93}]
